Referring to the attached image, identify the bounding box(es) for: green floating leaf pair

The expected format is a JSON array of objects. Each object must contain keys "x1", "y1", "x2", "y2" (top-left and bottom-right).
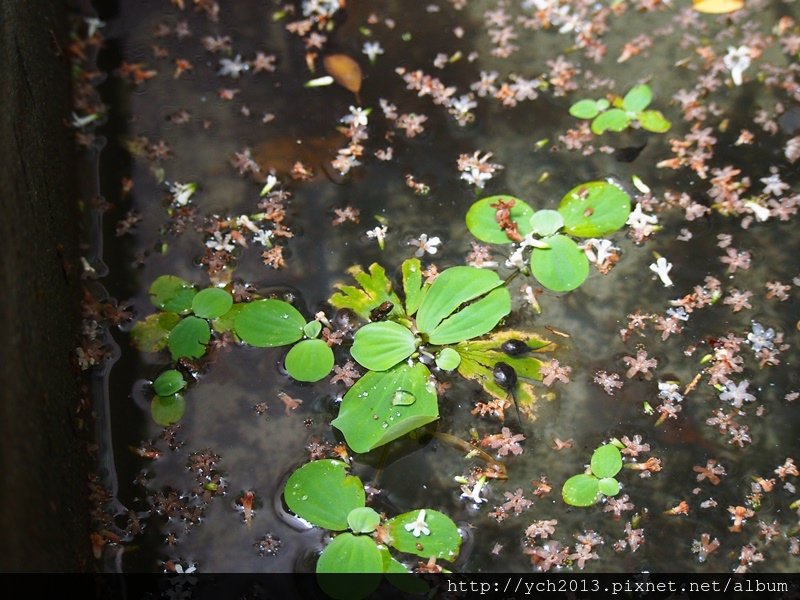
[
  {"x1": 561, "y1": 443, "x2": 623, "y2": 507},
  {"x1": 569, "y1": 84, "x2": 671, "y2": 135},
  {"x1": 285, "y1": 460, "x2": 461, "y2": 599},
  {"x1": 465, "y1": 182, "x2": 631, "y2": 292}
]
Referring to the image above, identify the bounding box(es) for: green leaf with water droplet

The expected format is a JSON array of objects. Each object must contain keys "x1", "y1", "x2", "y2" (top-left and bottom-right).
[
  {"x1": 590, "y1": 443, "x2": 622, "y2": 478},
  {"x1": 234, "y1": 299, "x2": 305, "y2": 347},
  {"x1": 152, "y1": 369, "x2": 186, "y2": 396},
  {"x1": 284, "y1": 460, "x2": 365, "y2": 531},
  {"x1": 562, "y1": 474, "x2": 601, "y2": 507},
  {"x1": 285, "y1": 339, "x2": 334, "y2": 382},
  {"x1": 347, "y1": 507, "x2": 381, "y2": 534},
  {"x1": 149, "y1": 275, "x2": 196, "y2": 313},
  {"x1": 150, "y1": 393, "x2": 185, "y2": 426},
  {"x1": 332, "y1": 363, "x2": 438, "y2": 453},
  {"x1": 465, "y1": 195, "x2": 534, "y2": 244},
  {"x1": 351, "y1": 321, "x2": 417, "y2": 371},
  {"x1": 168, "y1": 316, "x2": 210, "y2": 360},
  {"x1": 392, "y1": 389, "x2": 416, "y2": 406},
  {"x1": 191, "y1": 287, "x2": 233, "y2": 319},
  {"x1": 530, "y1": 235, "x2": 589, "y2": 293},
  {"x1": 558, "y1": 180, "x2": 631, "y2": 238},
  {"x1": 386, "y1": 509, "x2": 462, "y2": 560}
]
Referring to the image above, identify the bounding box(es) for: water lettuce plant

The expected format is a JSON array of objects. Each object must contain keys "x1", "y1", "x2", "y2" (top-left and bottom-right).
[
  {"x1": 561, "y1": 443, "x2": 623, "y2": 507},
  {"x1": 284, "y1": 459, "x2": 460, "y2": 598},
  {"x1": 329, "y1": 259, "x2": 553, "y2": 453},
  {"x1": 568, "y1": 84, "x2": 671, "y2": 135},
  {"x1": 132, "y1": 275, "x2": 335, "y2": 423},
  {"x1": 465, "y1": 181, "x2": 631, "y2": 292}
]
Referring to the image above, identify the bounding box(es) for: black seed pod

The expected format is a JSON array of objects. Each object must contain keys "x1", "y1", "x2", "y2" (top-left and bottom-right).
[
  {"x1": 501, "y1": 339, "x2": 530, "y2": 356},
  {"x1": 493, "y1": 362, "x2": 517, "y2": 391}
]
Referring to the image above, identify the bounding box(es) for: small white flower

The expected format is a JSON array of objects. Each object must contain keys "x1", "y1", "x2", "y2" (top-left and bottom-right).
[
  {"x1": 408, "y1": 233, "x2": 441, "y2": 257},
  {"x1": 627, "y1": 203, "x2": 658, "y2": 230},
  {"x1": 366, "y1": 225, "x2": 388, "y2": 250},
  {"x1": 206, "y1": 232, "x2": 235, "y2": 253},
  {"x1": 167, "y1": 182, "x2": 197, "y2": 207},
  {"x1": 460, "y1": 476, "x2": 487, "y2": 505},
  {"x1": 342, "y1": 106, "x2": 370, "y2": 128},
  {"x1": 84, "y1": 17, "x2": 106, "y2": 38},
  {"x1": 723, "y1": 46, "x2": 751, "y2": 87},
  {"x1": 260, "y1": 174, "x2": 278, "y2": 196},
  {"x1": 253, "y1": 229, "x2": 273, "y2": 247},
  {"x1": 362, "y1": 41, "x2": 384, "y2": 63},
  {"x1": 649, "y1": 256, "x2": 673, "y2": 287},
  {"x1": 218, "y1": 54, "x2": 249, "y2": 78},
  {"x1": 404, "y1": 509, "x2": 431, "y2": 537},
  {"x1": 583, "y1": 238, "x2": 618, "y2": 265}
]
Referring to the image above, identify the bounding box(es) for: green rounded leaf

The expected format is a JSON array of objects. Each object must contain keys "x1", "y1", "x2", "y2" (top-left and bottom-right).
[
  {"x1": 285, "y1": 339, "x2": 335, "y2": 382},
  {"x1": 637, "y1": 109, "x2": 671, "y2": 133},
  {"x1": 234, "y1": 299, "x2": 305, "y2": 347},
  {"x1": 562, "y1": 474, "x2": 601, "y2": 507},
  {"x1": 465, "y1": 196, "x2": 535, "y2": 244},
  {"x1": 569, "y1": 99, "x2": 600, "y2": 119},
  {"x1": 153, "y1": 369, "x2": 186, "y2": 396},
  {"x1": 191, "y1": 287, "x2": 233, "y2": 319},
  {"x1": 351, "y1": 321, "x2": 417, "y2": 371},
  {"x1": 598, "y1": 477, "x2": 620, "y2": 497},
  {"x1": 303, "y1": 320, "x2": 322, "y2": 339},
  {"x1": 150, "y1": 393, "x2": 186, "y2": 426},
  {"x1": 347, "y1": 507, "x2": 381, "y2": 534},
  {"x1": 402, "y1": 258, "x2": 425, "y2": 317},
  {"x1": 149, "y1": 275, "x2": 196, "y2": 313},
  {"x1": 212, "y1": 303, "x2": 243, "y2": 334},
  {"x1": 435, "y1": 347, "x2": 461, "y2": 371},
  {"x1": 590, "y1": 444, "x2": 623, "y2": 478},
  {"x1": 596, "y1": 98, "x2": 610, "y2": 111},
  {"x1": 558, "y1": 180, "x2": 631, "y2": 238},
  {"x1": 386, "y1": 509, "x2": 462, "y2": 560},
  {"x1": 529, "y1": 209, "x2": 564, "y2": 237},
  {"x1": 168, "y1": 316, "x2": 211, "y2": 360},
  {"x1": 591, "y1": 108, "x2": 631, "y2": 134},
  {"x1": 416, "y1": 266, "x2": 504, "y2": 335},
  {"x1": 317, "y1": 534, "x2": 383, "y2": 599},
  {"x1": 530, "y1": 235, "x2": 589, "y2": 293},
  {"x1": 332, "y1": 363, "x2": 438, "y2": 453},
  {"x1": 622, "y1": 84, "x2": 652, "y2": 113},
  {"x1": 284, "y1": 460, "x2": 365, "y2": 531},
  {"x1": 131, "y1": 312, "x2": 181, "y2": 352},
  {"x1": 428, "y1": 286, "x2": 511, "y2": 345}
]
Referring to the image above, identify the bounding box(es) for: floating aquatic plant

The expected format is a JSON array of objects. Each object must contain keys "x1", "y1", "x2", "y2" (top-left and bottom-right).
[
  {"x1": 284, "y1": 459, "x2": 460, "y2": 598},
  {"x1": 569, "y1": 84, "x2": 671, "y2": 135},
  {"x1": 465, "y1": 181, "x2": 631, "y2": 292},
  {"x1": 562, "y1": 443, "x2": 623, "y2": 507},
  {"x1": 329, "y1": 259, "x2": 553, "y2": 453}
]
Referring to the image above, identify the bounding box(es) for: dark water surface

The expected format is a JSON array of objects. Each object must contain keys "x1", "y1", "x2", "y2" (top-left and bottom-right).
[{"x1": 87, "y1": 0, "x2": 799, "y2": 574}]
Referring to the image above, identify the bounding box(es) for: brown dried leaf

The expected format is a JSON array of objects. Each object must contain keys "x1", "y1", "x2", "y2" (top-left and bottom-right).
[{"x1": 323, "y1": 54, "x2": 362, "y2": 95}]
